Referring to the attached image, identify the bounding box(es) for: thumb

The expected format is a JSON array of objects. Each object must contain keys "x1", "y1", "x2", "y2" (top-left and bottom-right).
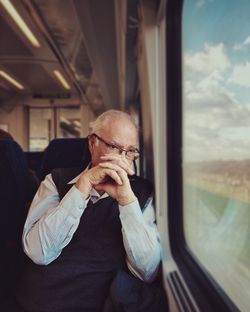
[
  {"x1": 95, "y1": 182, "x2": 115, "y2": 197},
  {"x1": 94, "y1": 183, "x2": 105, "y2": 191}
]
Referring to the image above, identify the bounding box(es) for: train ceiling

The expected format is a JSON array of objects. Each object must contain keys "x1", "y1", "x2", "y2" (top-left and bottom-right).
[{"x1": 0, "y1": 0, "x2": 139, "y2": 114}]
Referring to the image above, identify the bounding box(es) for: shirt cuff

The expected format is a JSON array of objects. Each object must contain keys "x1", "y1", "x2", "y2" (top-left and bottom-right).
[{"x1": 119, "y1": 199, "x2": 144, "y2": 225}]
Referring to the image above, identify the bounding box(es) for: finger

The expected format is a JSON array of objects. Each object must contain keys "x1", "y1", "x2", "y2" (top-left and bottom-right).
[
  {"x1": 115, "y1": 167, "x2": 129, "y2": 185},
  {"x1": 104, "y1": 168, "x2": 123, "y2": 185},
  {"x1": 101, "y1": 154, "x2": 129, "y2": 163},
  {"x1": 99, "y1": 162, "x2": 127, "y2": 175},
  {"x1": 100, "y1": 156, "x2": 134, "y2": 175},
  {"x1": 94, "y1": 183, "x2": 114, "y2": 198},
  {"x1": 100, "y1": 162, "x2": 129, "y2": 185}
]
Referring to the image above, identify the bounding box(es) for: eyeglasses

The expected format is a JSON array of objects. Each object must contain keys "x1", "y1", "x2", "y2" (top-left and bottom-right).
[{"x1": 92, "y1": 133, "x2": 140, "y2": 160}]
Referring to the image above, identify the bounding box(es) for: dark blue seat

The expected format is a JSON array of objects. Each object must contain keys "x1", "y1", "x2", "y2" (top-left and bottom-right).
[
  {"x1": 0, "y1": 140, "x2": 32, "y2": 304},
  {"x1": 39, "y1": 138, "x2": 91, "y2": 180},
  {"x1": 25, "y1": 151, "x2": 44, "y2": 179}
]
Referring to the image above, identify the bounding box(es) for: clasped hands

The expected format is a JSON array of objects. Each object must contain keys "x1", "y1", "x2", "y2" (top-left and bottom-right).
[{"x1": 75, "y1": 154, "x2": 137, "y2": 206}]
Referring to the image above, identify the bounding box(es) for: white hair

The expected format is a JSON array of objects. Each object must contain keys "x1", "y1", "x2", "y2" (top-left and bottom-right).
[{"x1": 89, "y1": 109, "x2": 138, "y2": 135}]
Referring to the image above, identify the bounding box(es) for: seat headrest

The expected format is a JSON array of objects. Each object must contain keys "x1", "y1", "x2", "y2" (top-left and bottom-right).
[{"x1": 40, "y1": 138, "x2": 91, "y2": 180}]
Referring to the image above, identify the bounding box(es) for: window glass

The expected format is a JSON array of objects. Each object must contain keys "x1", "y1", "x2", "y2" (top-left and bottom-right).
[
  {"x1": 29, "y1": 108, "x2": 53, "y2": 151},
  {"x1": 56, "y1": 108, "x2": 81, "y2": 138},
  {"x1": 183, "y1": 1, "x2": 250, "y2": 311},
  {"x1": 29, "y1": 107, "x2": 81, "y2": 151}
]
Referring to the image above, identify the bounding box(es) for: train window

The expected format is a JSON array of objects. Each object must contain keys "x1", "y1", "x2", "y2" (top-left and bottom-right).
[
  {"x1": 183, "y1": 1, "x2": 250, "y2": 311},
  {"x1": 29, "y1": 108, "x2": 53, "y2": 151},
  {"x1": 56, "y1": 108, "x2": 81, "y2": 139},
  {"x1": 29, "y1": 107, "x2": 81, "y2": 151}
]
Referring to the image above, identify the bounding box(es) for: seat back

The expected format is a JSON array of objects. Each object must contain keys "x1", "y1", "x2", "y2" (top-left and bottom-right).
[
  {"x1": 0, "y1": 140, "x2": 31, "y2": 299},
  {"x1": 25, "y1": 151, "x2": 44, "y2": 179},
  {"x1": 40, "y1": 138, "x2": 91, "y2": 180}
]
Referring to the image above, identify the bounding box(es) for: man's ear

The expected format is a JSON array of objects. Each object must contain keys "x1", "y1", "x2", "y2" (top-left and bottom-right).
[{"x1": 88, "y1": 135, "x2": 95, "y2": 153}]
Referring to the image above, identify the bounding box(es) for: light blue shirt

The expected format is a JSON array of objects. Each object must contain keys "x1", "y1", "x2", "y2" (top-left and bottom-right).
[{"x1": 22, "y1": 172, "x2": 162, "y2": 282}]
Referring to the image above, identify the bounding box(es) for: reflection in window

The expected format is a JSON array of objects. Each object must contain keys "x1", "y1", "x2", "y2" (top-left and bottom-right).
[
  {"x1": 183, "y1": 1, "x2": 250, "y2": 311},
  {"x1": 57, "y1": 108, "x2": 81, "y2": 138}
]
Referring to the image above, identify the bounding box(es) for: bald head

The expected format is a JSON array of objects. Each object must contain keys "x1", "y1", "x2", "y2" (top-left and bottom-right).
[{"x1": 89, "y1": 109, "x2": 138, "y2": 136}]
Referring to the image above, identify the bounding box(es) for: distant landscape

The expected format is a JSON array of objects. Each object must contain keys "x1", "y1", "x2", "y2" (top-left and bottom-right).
[{"x1": 184, "y1": 160, "x2": 250, "y2": 204}]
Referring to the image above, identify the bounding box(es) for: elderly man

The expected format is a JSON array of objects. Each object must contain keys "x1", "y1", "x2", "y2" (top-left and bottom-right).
[{"x1": 17, "y1": 110, "x2": 163, "y2": 312}]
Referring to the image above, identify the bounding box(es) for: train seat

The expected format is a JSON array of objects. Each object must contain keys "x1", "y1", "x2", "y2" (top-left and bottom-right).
[
  {"x1": 39, "y1": 137, "x2": 91, "y2": 180},
  {"x1": 25, "y1": 151, "x2": 45, "y2": 180},
  {"x1": 0, "y1": 139, "x2": 32, "y2": 306}
]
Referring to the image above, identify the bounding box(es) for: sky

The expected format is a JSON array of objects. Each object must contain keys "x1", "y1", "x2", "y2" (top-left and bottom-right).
[{"x1": 183, "y1": 0, "x2": 250, "y2": 161}]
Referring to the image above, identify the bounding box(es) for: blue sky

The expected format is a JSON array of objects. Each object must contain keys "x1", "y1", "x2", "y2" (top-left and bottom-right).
[
  {"x1": 184, "y1": 0, "x2": 250, "y2": 51},
  {"x1": 182, "y1": 0, "x2": 250, "y2": 161}
]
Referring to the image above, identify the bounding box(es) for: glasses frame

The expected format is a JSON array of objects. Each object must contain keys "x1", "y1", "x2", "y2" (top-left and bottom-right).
[{"x1": 91, "y1": 133, "x2": 140, "y2": 160}]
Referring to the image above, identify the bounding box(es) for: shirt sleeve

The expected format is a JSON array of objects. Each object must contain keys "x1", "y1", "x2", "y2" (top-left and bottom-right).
[
  {"x1": 22, "y1": 174, "x2": 88, "y2": 265},
  {"x1": 119, "y1": 198, "x2": 162, "y2": 283}
]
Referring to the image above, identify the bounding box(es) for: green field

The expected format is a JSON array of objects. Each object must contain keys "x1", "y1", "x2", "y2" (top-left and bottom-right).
[
  {"x1": 184, "y1": 182, "x2": 250, "y2": 267},
  {"x1": 184, "y1": 183, "x2": 250, "y2": 311},
  {"x1": 186, "y1": 177, "x2": 250, "y2": 204}
]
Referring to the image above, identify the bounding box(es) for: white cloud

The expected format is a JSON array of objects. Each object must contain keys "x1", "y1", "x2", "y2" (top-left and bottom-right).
[
  {"x1": 233, "y1": 35, "x2": 250, "y2": 51},
  {"x1": 243, "y1": 36, "x2": 250, "y2": 45},
  {"x1": 183, "y1": 71, "x2": 250, "y2": 161},
  {"x1": 195, "y1": 0, "x2": 214, "y2": 8},
  {"x1": 184, "y1": 70, "x2": 237, "y2": 113},
  {"x1": 183, "y1": 41, "x2": 250, "y2": 161},
  {"x1": 196, "y1": 0, "x2": 206, "y2": 8},
  {"x1": 228, "y1": 62, "x2": 250, "y2": 87},
  {"x1": 184, "y1": 111, "x2": 250, "y2": 161},
  {"x1": 184, "y1": 80, "x2": 194, "y2": 94},
  {"x1": 220, "y1": 127, "x2": 250, "y2": 143},
  {"x1": 233, "y1": 43, "x2": 244, "y2": 51},
  {"x1": 197, "y1": 70, "x2": 223, "y2": 91},
  {"x1": 185, "y1": 43, "x2": 230, "y2": 75}
]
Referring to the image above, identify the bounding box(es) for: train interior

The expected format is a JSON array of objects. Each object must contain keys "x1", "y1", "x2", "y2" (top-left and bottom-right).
[
  {"x1": 0, "y1": 0, "x2": 249, "y2": 311},
  {"x1": 0, "y1": 0, "x2": 171, "y2": 310}
]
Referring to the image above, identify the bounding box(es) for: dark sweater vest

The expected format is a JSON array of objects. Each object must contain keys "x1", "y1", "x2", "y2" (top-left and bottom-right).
[{"x1": 17, "y1": 167, "x2": 153, "y2": 312}]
